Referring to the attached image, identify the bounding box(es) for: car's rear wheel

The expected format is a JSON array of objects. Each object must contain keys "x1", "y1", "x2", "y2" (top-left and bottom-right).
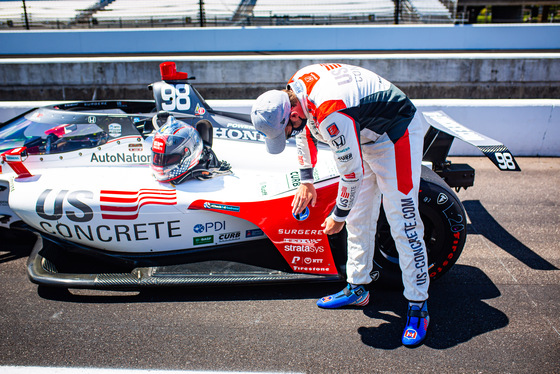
[{"x1": 371, "y1": 166, "x2": 467, "y2": 287}]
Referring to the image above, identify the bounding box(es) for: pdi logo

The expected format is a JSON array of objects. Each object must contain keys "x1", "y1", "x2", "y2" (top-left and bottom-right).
[{"x1": 193, "y1": 221, "x2": 226, "y2": 233}]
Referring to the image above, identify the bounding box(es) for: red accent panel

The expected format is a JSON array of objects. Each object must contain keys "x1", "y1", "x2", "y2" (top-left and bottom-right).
[
  {"x1": 305, "y1": 128, "x2": 318, "y2": 168},
  {"x1": 394, "y1": 129, "x2": 413, "y2": 195},
  {"x1": 338, "y1": 112, "x2": 364, "y2": 178},
  {"x1": 316, "y1": 100, "x2": 347, "y2": 125},
  {"x1": 1, "y1": 147, "x2": 32, "y2": 178},
  {"x1": 189, "y1": 184, "x2": 339, "y2": 275},
  {"x1": 160, "y1": 61, "x2": 189, "y2": 81}
]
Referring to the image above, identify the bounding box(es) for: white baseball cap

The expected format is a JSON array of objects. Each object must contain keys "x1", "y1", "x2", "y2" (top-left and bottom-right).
[{"x1": 251, "y1": 90, "x2": 291, "y2": 154}]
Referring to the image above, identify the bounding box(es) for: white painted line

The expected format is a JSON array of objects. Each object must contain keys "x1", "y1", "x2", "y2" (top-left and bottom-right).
[{"x1": 0, "y1": 367, "x2": 302, "y2": 374}]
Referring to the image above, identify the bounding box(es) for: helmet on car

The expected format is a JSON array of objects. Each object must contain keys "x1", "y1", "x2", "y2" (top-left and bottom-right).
[{"x1": 150, "y1": 116, "x2": 203, "y2": 183}]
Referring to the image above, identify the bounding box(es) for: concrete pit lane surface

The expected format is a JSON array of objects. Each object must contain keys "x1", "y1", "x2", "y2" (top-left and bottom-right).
[{"x1": 0, "y1": 157, "x2": 559, "y2": 373}]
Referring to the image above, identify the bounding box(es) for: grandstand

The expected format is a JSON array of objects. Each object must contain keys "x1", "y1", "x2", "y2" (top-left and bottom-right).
[
  {"x1": 405, "y1": 0, "x2": 455, "y2": 22},
  {"x1": 0, "y1": 0, "x2": 460, "y2": 29},
  {"x1": 0, "y1": 0, "x2": 101, "y2": 27},
  {"x1": 249, "y1": 0, "x2": 396, "y2": 24}
]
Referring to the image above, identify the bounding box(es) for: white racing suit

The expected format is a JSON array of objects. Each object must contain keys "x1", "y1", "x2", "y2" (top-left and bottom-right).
[{"x1": 288, "y1": 63, "x2": 429, "y2": 302}]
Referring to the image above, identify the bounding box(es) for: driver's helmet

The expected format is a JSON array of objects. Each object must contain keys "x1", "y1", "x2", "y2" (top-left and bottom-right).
[{"x1": 150, "y1": 116, "x2": 203, "y2": 183}]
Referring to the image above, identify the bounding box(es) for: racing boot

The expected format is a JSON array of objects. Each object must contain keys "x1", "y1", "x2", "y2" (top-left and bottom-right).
[
  {"x1": 317, "y1": 284, "x2": 369, "y2": 308},
  {"x1": 402, "y1": 301, "x2": 430, "y2": 347}
]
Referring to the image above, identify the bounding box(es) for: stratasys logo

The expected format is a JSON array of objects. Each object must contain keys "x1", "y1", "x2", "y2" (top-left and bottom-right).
[{"x1": 283, "y1": 238, "x2": 324, "y2": 253}]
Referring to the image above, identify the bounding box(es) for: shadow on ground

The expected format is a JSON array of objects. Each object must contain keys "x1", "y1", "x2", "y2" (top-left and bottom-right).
[{"x1": 358, "y1": 264, "x2": 509, "y2": 350}]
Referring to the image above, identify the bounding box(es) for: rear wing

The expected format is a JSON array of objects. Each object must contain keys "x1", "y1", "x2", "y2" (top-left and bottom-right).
[{"x1": 422, "y1": 111, "x2": 520, "y2": 190}]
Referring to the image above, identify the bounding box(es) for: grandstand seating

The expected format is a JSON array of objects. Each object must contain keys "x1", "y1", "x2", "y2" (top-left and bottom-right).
[
  {"x1": 406, "y1": 0, "x2": 454, "y2": 22},
  {"x1": 0, "y1": 0, "x2": 457, "y2": 29},
  {"x1": 0, "y1": 1, "x2": 99, "y2": 26},
  {"x1": 250, "y1": 0, "x2": 395, "y2": 23}
]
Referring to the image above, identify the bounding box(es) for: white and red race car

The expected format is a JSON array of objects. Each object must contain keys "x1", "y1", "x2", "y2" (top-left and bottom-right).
[{"x1": 0, "y1": 62, "x2": 520, "y2": 291}]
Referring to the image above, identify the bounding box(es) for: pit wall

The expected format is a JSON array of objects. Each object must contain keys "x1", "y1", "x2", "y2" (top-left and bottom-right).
[
  {"x1": 1, "y1": 24, "x2": 559, "y2": 54},
  {"x1": 1, "y1": 24, "x2": 560, "y2": 100}
]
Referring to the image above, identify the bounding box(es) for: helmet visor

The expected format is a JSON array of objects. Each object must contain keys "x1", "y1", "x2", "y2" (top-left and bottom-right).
[{"x1": 152, "y1": 149, "x2": 190, "y2": 167}]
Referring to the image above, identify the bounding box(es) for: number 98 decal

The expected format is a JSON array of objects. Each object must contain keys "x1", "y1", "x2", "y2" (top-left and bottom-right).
[
  {"x1": 161, "y1": 83, "x2": 191, "y2": 111},
  {"x1": 495, "y1": 152, "x2": 518, "y2": 170}
]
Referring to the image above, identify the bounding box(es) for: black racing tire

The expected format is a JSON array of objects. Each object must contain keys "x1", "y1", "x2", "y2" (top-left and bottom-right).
[{"x1": 371, "y1": 165, "x2": 467, "y2": 287}]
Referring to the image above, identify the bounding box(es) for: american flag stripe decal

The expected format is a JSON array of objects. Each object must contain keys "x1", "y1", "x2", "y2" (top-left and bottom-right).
[{"x1": 100, "y1": 189, "x2": 177, "y2": 220}]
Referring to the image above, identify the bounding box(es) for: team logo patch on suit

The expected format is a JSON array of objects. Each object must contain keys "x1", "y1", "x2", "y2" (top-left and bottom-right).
[{"x1": 327, "y1": 123, "x2": 340, "y2": 137}]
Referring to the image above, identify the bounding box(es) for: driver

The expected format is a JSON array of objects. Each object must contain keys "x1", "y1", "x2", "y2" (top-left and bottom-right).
[
  {"x1": 150, "y1": 115, "x2": 231, "y2": 184},
  {"x1": 250, "y1": 63, "x2": 430, "y2": 347}
]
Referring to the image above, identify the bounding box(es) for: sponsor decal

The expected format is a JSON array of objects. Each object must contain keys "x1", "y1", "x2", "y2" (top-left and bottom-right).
[
  {"x1": 292, "y1": 256, "x2": 325, "y2": 265},
  {"x1": 128, "y1": 143, "x2": 143, "y2": 152},
  {"x1": 226, "y1": 122, "x2": 257, "y2": 130},
  {"x1": 278, "y1": 229, "x2": 324, "y2": 236},
  {"x1": 246, "y1": 228, "x2": 264, "y2": 238},
  {"x1": 284, "y1": 238, "x2": 322, "y2": 244},
  {"x1": 335, "y1": 146, "x2": 350, "y2": 154},
  {"x1": 337, "y1": 153, "x2": 353, "y2": 162},
  {"x1": 203, "y1": 202, "x2": 240, "y2": 212},
  {"x1": 193, "y1": 235, "x2": 213, "y2": 245},
  {"x1": 430, "y1": 231, "x2": 463, "y2": 278},
  {"x1": 404, "y1": 329, "x2": 417, "y2": 339},
  {"x1": 293, "y1": 265, "x2": 331, "y2": 272},
  {"x1": 219, "y1": 231, "x2": 241, "y2": 242},
  {"x1": 259, "y1": 183, "x2": 268, "y2": 196},
  {"x1": 437, "y1": 193, "x2": 448, "y2": 205},
  {"x1": 99, "y1": 189, "x2": 176, "y2": 220},
  {"x1": 214, "y1": 127, "x2": 264, "y2": 142},
  {"x1": 332, "y1": 135, "x2": 346, "y2": 148},
  {"x1": 327, "y1": 123, "x2": 340, "y2": 137},
  {"x1": 284, "y1": 242, "x2": 324, "y2": 254},
  {"x1": 35, "y1": 190, "x2": 182, "y2": 242},
  {"x1": 195, "y1": 103, "x2": 206, "y2": 116},
  {"x1": 87, "y1": 116, "x2": 96, "y2": 124},
  {"x1": 108, "y1": 123, "x2": 122, "y2": 137},
  {"x1": 401, "y1": 197, "x2": 428, "y2": 286},
  {"x1": 338, "y1": 185, "x2": 358, "y2": 209},
  {"x1": 343, "y1": 172, "x2": 356, "y2": 180},
  {"x1": 292, "y1": 206, "x2": 309, "y2": 221},
  {"x1": 193, "y1": 221, "x2": 226, "y2": 233},
  {"x1": 298, "y1": 72, "x2": 321, "y2": 92},
  {"x1": 290, "y1": 80, "x2": 305, "y2": 95},
  {"x1": 39, "y1": 220, "x2": 181, "y2": 243},
  {"x1": 288, "y1": 171, "x2": 300, "y2": 188},
  {"x1": 152, "y1": 138, "x2": 165, "y2": 153},
  {"x1": 90, "y1": 152, "x2": 151, "y2": 164}
]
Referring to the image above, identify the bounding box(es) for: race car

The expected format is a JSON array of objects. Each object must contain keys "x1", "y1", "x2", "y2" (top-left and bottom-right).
[{"x1": 0, "y1": 62, "x2": 520, "y2": 290}]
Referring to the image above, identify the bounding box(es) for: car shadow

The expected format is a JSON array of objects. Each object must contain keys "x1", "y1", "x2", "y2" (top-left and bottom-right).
[
  {"x1": 358, "y1": 264, "x2": 509, "y2": 350},
  {"x1": 0, "y1": 228, "x2": 36, "y2": 264},
  {"x1": 463, "y1": 200, "x2": 557, "y2": 271}
]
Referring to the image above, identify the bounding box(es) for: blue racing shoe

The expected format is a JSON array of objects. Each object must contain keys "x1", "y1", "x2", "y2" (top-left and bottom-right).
[
  {"x1": 317, "y1": 284, "x2": 369, "y2": 309},
  {"x1": 402, "y1": 301, "x2": 430, "y2": 347}
]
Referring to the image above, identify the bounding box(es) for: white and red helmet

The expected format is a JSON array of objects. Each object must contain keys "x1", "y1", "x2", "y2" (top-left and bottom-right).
[{"x1": 150, "y1": 116, "x2": 203, "y2": 183}]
